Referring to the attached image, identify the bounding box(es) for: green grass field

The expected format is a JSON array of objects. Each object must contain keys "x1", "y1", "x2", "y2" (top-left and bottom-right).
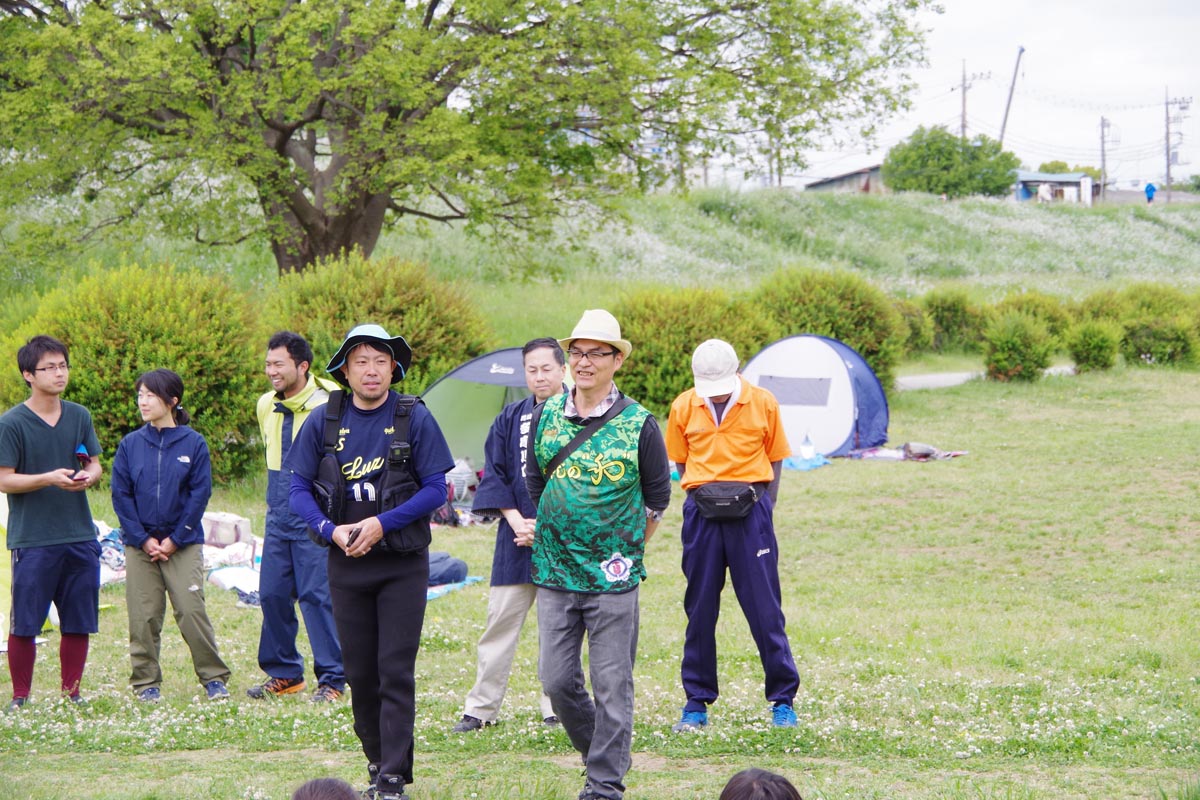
[
  {"x1": 2, "y1": 366, "x2": 1198, "y2": 800},
  {"x1": 1, "y1": 190, "x2": 1199, "y2": 797}
]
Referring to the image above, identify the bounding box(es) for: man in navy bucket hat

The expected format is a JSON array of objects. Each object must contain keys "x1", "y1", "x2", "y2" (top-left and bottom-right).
[
  {"x1": 324, "y1": 324, "x2": 413, "y2": 383},
  {"x1": 287, "y1": 323, "x2": 454, "y2": 800}
]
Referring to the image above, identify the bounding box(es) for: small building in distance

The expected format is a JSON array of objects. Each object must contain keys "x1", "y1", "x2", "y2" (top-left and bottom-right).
[
  {"x1": 805, "y1": 165, "x2": 888, "y2": 194},
  {"x1": 1014, "y1": 170, "x2": 1095, "y2": 206}
]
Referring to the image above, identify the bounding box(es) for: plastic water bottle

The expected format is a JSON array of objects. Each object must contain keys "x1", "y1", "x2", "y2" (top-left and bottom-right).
[{"x1": 799, "y1": 432, "x2": 816, "y2": 460}]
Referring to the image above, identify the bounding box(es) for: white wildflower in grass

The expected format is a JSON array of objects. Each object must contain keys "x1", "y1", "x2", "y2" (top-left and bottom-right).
[{"x1": 6, "y1": 358, "x2": 1200, "y2": 797}]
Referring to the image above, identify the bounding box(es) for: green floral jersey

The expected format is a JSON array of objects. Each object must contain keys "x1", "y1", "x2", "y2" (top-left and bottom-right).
[{"x1": 531, "y1": 393, "x2": 650, "y2": 593}]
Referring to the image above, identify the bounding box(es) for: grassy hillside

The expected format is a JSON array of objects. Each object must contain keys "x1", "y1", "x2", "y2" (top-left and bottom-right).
[
  {"x1": 6, "y1": 189, "x2": 1199, "y2": 348},
  {"x1": 370, "y1": 191, "x2": 1200, "y2": 345}
]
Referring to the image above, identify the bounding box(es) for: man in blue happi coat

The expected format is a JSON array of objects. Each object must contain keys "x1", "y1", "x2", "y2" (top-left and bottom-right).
[{"x1": 451, "y1": 337, "x2": 566, "y2": 732}]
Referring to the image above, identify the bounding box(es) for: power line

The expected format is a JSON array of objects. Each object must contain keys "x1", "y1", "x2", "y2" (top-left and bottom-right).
[
  {"x1": 970, "y1": 118, "x2": 1164, "y2": 161},
  {"x1": 1010, "y1": 84, "x2": 1165, "y2": 114}
]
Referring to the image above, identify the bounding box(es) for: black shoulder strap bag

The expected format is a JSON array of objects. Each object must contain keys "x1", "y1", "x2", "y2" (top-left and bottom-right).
[
  {"x1": 532, "y1": 396, "x2": 634, "y2": 479},
  {"x1": 377, "y1": 394, "x2": 434, "y2": 554},
  {"x1": 306, "y1": 390, "x2": 346, "y2": 546}
]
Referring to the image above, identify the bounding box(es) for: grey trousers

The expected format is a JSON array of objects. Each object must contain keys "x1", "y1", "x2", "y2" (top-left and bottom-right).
[
  {"x1": 126, "y1": 544, "x2": 231, "y2": 690},
  {"x1": 537, "y1": 586, "x2": 639, "y2": 800}
]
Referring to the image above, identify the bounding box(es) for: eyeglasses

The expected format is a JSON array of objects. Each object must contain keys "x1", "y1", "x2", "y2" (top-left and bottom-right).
[
  {"x1": 33, "y1": 363, "x2": 69, "y2": 373},
  {"x1": 567, "y1": 348, "x2": 618, "y2": 362}
]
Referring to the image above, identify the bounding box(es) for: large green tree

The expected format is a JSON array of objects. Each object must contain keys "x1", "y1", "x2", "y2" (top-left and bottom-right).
[
  {"x1": 0, "y1": 0, "x2": 932, "y2": 274},
  {"x1": 883, "y1": 126, "x2": 1020, "y2": 198}
]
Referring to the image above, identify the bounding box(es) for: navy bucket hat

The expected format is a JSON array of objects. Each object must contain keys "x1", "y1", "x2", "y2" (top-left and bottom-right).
[{"x1": 325, "y1": 323, "x2": 413, "y2": 386}]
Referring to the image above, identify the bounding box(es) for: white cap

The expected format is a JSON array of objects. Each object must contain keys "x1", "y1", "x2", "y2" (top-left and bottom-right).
[{"x1": 691, "y1": 339, "x2": 739, "y2": 398}]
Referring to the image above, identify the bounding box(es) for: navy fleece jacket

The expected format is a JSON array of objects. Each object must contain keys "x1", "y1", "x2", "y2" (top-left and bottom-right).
[{"x1": 111, "y1": 424, "x2": 212, "y2": 550}]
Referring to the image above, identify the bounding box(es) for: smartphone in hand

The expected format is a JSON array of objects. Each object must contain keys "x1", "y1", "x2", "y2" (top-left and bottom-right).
[{"x1": 72, "y1": 444, "x2": 90, "y2": 479}]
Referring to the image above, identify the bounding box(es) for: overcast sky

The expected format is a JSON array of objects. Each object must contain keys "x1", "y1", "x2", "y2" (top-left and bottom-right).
[{"x1": 796, "y1": 0, "x2": 1198, "y2": 189}]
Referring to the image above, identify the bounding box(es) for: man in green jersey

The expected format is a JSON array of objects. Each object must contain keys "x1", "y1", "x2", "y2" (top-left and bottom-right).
[{"x1": 524, "y1": 309, "x2": 671, "y2": 800}]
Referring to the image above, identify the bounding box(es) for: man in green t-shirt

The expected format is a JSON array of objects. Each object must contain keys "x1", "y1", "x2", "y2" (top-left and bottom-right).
[
  {"x1": 0, "y1": 335, "x2": 102, "y2": 711},
  {"x1": 524, "y1": 310, "x2": 671, "y2": 800}
]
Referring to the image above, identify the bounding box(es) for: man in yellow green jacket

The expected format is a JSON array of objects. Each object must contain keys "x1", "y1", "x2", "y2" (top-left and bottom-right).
[{"x1": 248, "y1": 331, "x2": 345, "y2": 702}]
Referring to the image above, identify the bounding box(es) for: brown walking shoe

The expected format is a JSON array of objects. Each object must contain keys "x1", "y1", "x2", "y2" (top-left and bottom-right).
[
  {"x1": 311, "y1": 684, "x2": 343, "y2": 703},
  {"x1": 246, "y1": 676, "x2": 306, "y2": 699}
]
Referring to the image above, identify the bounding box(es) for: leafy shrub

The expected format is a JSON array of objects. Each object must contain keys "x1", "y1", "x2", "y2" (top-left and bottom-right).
[
  {"x1": 264, "y1": 252, "x2": 494, "y2": 394},
  {"x1": 995, "y1": 291, "x2": 1072, "y2": 343},
  {"x1": 1115, "y1": 284, "x2": 1200, "y2": 341},
  {"x1": 0, "y1": 264, "x2": 261, "y2": 481},
  {"x1": 692, "y1": 188, "x2": 742, "y2": 223},
  {"x1": 748, "y1": 268, "x2": 903, "y2": 391},
  {"x1": 983, "y1": 312, "x2": 1053, "y2": 382},
  {"x1": 1117, "y1": 283, "x2": 1194, "y2": 321},
  {"x1": 893, "y1": 298, "x2": 934, "y2": 356},
  {"x1": 1120, "y1": 317, "x2": 1196, "y2": 367},
  {"x1": 1089, "y1": 282, "x2": 1200, "y2": 323},
  {"x1": 612, "y1": 288, "x2": 776, "y2": 419},
  {"x1": 1066, "y1": 320, "x2": 1122, "y2": 373},
  {"x1": 921, "y1": 287, "x2": 991, "y2": 352},
  {"x1": 1073, "y1": 288, "x2": 1130, "y2": 323}
]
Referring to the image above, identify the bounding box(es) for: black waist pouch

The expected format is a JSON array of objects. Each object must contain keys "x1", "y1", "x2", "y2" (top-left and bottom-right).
[
  {"x1": 381, "y1": 518, "x2": 432, "y2": 555},
  {"x1": 691, "y1": 481, "x2": 760, "y2": 520}
]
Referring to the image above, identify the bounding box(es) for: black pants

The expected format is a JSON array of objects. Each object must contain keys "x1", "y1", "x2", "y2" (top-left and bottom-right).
[{"x1": 327, "y1": 546, "x2": 429, "y2": 784}]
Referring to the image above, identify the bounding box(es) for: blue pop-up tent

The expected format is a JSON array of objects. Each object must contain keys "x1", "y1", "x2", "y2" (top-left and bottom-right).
[
  {"x1": 741, "y1": 334, "x2": 889, "y2": 457},
  {"x1": 421, "y1": 348, "x2": 530, "y2": 470}
]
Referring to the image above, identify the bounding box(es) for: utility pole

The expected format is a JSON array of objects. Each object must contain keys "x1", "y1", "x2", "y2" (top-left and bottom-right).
[
  {"x1": 1099, "y1": 116, "x2": 1109, "y2": 203},
  {"x1": 961, "y1": 60, "x2": 967, "y2": 140},
  {"x1": 999, "y1": 46, "x2": 1025, "y2": 148},
  {"x1": 958, "y1": 60, "x2": 990, "y2": 141},
  {"x1": 1164, "y1": 88, "x2": 1192, "y2": 203},
  {"x1": 1165, "y1": 88, "x2": 1171, "y2": 202}
]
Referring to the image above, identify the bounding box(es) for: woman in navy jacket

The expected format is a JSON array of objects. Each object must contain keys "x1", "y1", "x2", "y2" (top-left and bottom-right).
[{"x1": 111, "y1": 369, "x2": 231, "y2": 702}]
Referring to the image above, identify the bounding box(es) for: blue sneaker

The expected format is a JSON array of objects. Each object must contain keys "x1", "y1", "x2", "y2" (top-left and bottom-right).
[
  {"x1": 137, "y1": 687, "x2": 161, "y2": 703},
  {"x1": 205, "y1": 680, "x2": 230, "y2": 701},
  {"x1": 771, "y1": 702, "x2": 797, "y2": 727},
  {"x1": 671, "y1": 709, "x2": 708, "y2": 733}
]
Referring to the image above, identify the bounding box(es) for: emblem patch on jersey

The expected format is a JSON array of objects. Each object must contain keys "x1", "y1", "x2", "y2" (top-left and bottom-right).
[{"x1": 601, "y1": 552, "x2": 634, "y2": 582}]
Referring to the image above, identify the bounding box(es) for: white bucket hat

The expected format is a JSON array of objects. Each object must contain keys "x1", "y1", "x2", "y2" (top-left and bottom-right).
[
  {"x1": 691, "y1": 339, "x2": 740, "y2": 398},
  {"x1": 558, "y1": 309, "x2": 632, "y2": 357}
]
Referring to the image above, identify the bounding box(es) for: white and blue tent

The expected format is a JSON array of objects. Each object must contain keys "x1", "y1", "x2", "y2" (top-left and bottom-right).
[{"x1": 742, "y1": 334, "x2": 889, "y2": 457}]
